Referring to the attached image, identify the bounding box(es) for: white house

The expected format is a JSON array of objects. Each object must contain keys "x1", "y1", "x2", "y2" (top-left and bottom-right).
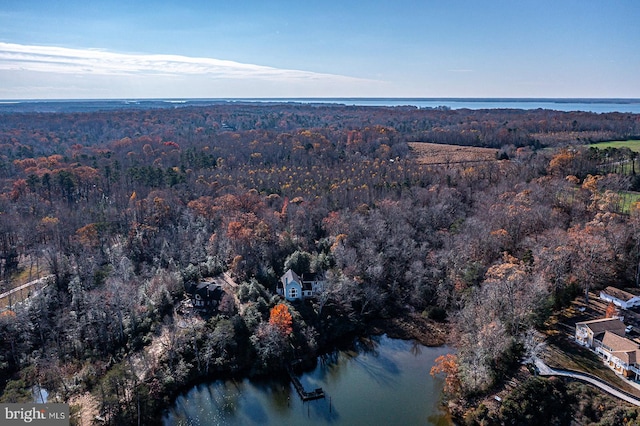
[
  {"x1": 594, "y1": 331, "x2": 640, "y2": 379},
  {"x1": 600, "y1": 286, "x2": 640, "y2": 310},
  {"x1": 575, "y1": 317, "x2": 640, "y2": 380},
  {"x1": 575, "y1": 317, "x2": 626, "y2": 347},
  {"x1": 279, "y1": 269, "x2": 325, "y2": 301}
]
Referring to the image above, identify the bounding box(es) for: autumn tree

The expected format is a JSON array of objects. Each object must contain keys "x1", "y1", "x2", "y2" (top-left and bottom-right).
[
  {"x1": 482, "y1": 254, "x2": 547, "y2": 335},
  {"x1": 430, "y1": 354, "x2": 462, "y2": 396},
  {"x1": 2, "y1": 100, "x2": 640, "y2": 422},
  {"x1": 605, "y1": 301, "x2": 619, "y2": 318},
  {"x1": 269, "y1": 303, "x2": 293, "y2": 335}
]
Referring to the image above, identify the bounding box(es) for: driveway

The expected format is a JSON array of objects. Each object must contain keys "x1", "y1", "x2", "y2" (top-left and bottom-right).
[{"x1": 534, "y1": 357, "x2": 640, "y2": 406}]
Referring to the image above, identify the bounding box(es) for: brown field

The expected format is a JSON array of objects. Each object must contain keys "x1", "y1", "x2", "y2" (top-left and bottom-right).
[{"x1": 408, "y1": 142, "x2": 499, "y2": 165}]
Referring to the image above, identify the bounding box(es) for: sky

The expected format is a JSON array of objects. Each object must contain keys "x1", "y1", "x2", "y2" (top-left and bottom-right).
[{"x1": 0, "y1": 0, "x2": 639, "y2": 99}]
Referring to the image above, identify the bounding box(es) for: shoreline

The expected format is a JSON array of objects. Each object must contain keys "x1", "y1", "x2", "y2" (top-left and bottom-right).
[
  {"x1": 366, "y1": 313, "x2": 450, "y2": 347},
  {"x1": 152, "y1": 313, "x2": 452, "y2": 422}
]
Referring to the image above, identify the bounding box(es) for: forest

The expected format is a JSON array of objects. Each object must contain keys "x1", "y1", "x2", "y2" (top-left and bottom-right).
[{"x1": 1, "y1": 102, "x2": 640, "y2": 424}]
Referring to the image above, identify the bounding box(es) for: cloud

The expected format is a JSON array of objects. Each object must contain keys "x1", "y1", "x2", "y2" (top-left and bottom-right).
[
  {"x1": 0, "y1": 42, "x2": 391, "y2": 98},
  {"x1": 0, "y1": 42, "x2": 367, "y2": 83}
]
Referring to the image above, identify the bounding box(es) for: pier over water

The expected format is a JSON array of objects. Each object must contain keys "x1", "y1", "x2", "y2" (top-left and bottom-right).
[{"x1": 287, "y1": 365, "x2": 325, "y2": 401}]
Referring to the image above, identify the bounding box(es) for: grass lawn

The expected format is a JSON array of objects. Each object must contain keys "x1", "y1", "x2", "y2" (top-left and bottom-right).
[
  {"x1": 540, "y1": 334, "x2": 640, "y2": 397},
  {"x1": 589, "y1": 140, "x2": 640, "y2": 152},
  {"x1": 619, "y1": 191, "x2": 640, "y2": 213}
]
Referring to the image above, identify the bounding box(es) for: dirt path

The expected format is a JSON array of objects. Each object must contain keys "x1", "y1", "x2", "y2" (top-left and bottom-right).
[{"x1": 212, "y1": 272, "x2": 242, "y2": 314}]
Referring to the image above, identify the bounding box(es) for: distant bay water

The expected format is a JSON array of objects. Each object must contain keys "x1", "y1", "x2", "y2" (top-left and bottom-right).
[
  {"x1": 1, "y1": 98, "x2": 639, "y2": 114},
  {"x1": 248, "y1": 98, "x2": 640, "y2": 114}
]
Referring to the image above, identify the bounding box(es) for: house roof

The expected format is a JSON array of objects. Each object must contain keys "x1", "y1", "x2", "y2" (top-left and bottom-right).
[
  {"x1": 600, "y1": 330, "x2": 639, "y2": 352},
  {"x1": 576, "y1": 317, "x2": 626, "y2": 335},
  {"x1": 187, "y1": 282, "x2": 223, "y2": 300},
  {"x1": 599, "y1": 331, "x2": 640, "y2": 366},
  {"x1": 301, "y1": 273, "x2": 320, "y2": 282},
  {"x1": 602, "y1": 286, "x2": 639, "y2": 302},
  {"x1": 281, "y1": 269, "x2": 302, "y2": 286},
  {"x1": 611, "y1": 349, "x2": 640, "y2": 366}
]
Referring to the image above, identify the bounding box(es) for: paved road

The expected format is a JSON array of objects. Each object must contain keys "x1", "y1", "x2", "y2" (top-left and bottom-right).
[{"x1": 534, "y1": 357, "x2": 640, "y2": 406}]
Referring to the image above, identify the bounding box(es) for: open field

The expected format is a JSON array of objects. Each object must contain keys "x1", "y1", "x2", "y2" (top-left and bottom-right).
[
  {"x1": 590, "y1": 140, "x2": 640, "y2": 176},
  {"x1": 589, "y1": 140, "x2": 640, "y2": 152},
  {"x1": 408, "y1": 142, "x2": 499, "y2": 165}
]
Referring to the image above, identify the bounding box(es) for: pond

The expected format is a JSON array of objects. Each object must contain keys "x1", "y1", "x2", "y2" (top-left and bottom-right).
[{"x1": 163, "y1": 335, "x2": 453, "y2": 425}]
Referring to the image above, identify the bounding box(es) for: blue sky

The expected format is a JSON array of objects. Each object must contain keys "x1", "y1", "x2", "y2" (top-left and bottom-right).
[{"x1": 0, "y1": 0, "x2": 638, "y2": 99}]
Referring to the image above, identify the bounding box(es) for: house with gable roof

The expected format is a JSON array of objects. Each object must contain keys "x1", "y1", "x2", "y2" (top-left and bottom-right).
[
  {"x1": 278, "y1": 269, "x2": 325, "y2": 301},
  {"x1": 185, "y1": 281, "x2": 224, "y2": 310},
  {"x1": 575, "y1": 317, "x2": 640, "y2": 380},
  {"x1": 600, "y1": 286, "x2": 640, "y2": 310},
  {"x1": 575, "y1": 317, "x2": 626, "y2": 347},
  {"x1": 595, "y1": 331, "x2": 640, "y2": 379}
]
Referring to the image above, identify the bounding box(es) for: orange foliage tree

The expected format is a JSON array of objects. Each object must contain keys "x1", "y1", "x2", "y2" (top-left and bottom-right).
[
  {"x1": 605, "y1": 301, "x2": 619, "y2": 319},
  {"x1": 76, "y1": 223, "x2": 100, "y2": 248},
  {"x1": 269, "y1": 303, "x2": 293, "y2": 335},
  {"x1": 430, "y1": 354, "x2": 462, "y2": 396},
  {"x1": 548, "y1": 148, "x2": 580, "y2": 177}
]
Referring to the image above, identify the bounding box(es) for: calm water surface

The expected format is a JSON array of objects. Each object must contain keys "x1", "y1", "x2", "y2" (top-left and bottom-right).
[
  {"x1": 231, "y1": 98, "x2": 640, "y2": 113},
  {"x1": 2, "y1": 98, "x2": 639, "y2": 114},
  {"x1": 163, "y1": 335, "x2": 452, "y2": 426}
]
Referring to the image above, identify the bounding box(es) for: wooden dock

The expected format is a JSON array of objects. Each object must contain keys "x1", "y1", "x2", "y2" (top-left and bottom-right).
[{"x1": 286, "y1": 366, "x2": 325, "y2": 401}]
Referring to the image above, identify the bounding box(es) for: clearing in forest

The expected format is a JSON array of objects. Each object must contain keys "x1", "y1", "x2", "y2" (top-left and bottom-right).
[
  {"x1": 408, "y1": 142, "x2": 499, "y2": 165},
  {"x1": 589, "y1": 140, "x2": 640, "y2": 152}
]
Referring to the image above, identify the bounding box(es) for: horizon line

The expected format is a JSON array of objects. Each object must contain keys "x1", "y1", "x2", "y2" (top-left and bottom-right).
[{"x1": 2, "y1": 97, "x2": 640, "y2": 102}]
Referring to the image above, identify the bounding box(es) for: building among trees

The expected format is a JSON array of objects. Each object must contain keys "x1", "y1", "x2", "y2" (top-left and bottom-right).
[
  {"x1": 278, "y1": 269, "x2": 325, "y2": 301},
  {"x1": 185, "y1": 282, "x2": 224, "y2": 310}
]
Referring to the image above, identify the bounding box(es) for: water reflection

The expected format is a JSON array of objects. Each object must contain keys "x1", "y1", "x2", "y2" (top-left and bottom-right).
[
  {"x1": 32, "y1": 385, "x2": 48, "y2": 403},
  {"x1": 164, "y1": 335, "x2": 452, "y2": 425}
]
